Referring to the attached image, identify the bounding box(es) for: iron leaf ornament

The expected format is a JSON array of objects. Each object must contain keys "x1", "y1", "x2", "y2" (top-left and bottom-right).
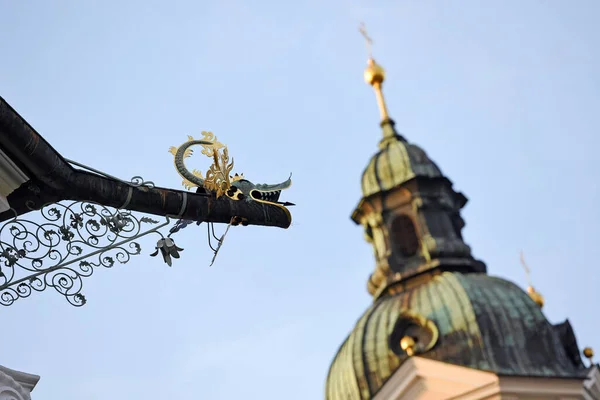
[{"x1": 150, "y1": 237, "x2": 184, "y2": 267}]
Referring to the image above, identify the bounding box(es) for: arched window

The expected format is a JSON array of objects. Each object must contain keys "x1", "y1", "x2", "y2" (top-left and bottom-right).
[{"x1": 390, "y1": 215, "x2": 419, "y2": 257}]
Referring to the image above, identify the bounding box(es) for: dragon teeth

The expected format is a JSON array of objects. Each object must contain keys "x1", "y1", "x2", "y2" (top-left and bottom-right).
[{"x1": 253, "y1": 191, "x2": 280, "y2": 201}]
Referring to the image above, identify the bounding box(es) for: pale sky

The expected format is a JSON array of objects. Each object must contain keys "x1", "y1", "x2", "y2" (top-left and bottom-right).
[{"x1": 1, "y1": 1, "x2": 599, "y2": 399}]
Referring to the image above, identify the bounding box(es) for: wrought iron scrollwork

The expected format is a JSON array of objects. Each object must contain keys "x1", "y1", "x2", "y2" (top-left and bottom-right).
[
  {"x1": 0, "y1": 201, "x2": 169, "y2": 307},
  {"x1": 130, "y1": 176, "x2": 156, "y2": 189}
]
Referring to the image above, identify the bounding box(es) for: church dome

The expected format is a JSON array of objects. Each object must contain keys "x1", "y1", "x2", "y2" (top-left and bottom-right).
[
  {"x1": 325, "y1": 271, "x2": 588, "y2": 400},
  {"x1": 361, "y1": 126, "x2": 443, "y2": 198}
]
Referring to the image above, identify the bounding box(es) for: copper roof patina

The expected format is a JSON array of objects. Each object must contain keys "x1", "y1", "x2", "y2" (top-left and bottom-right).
[
  {"x1": 360, "y1": 121, "x2": 443, "y2": 199},
  {"x1": 329, "y1": 31, "x2": 590, "y2": 400},
  {"x1": 326, "y1": 272, "x2": 588, "y2": 400}
]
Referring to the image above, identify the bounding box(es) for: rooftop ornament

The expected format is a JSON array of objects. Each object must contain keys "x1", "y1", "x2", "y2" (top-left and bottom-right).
[
  {"x1": 520, "y1": 251, "x2": 544, "y2": 308},
  {"x1": 0, "y1": 97, "x2": 294, "y2": 307},
  {"x1": 583, "y1": 347, "x2": 594, "y2": 366}
]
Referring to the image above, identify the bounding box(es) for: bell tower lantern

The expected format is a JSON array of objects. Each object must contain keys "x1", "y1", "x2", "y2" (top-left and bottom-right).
[{"x1": 353, "y1": 26, "x2": 485, "y2": 297}]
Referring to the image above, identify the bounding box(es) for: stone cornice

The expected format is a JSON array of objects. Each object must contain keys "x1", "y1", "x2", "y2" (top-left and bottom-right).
[{"x1": 0, "y1": 365, "x2": 40, "y2": 400}]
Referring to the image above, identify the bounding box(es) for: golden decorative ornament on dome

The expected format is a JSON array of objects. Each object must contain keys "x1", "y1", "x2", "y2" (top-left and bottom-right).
[
  {"x1": 359, "y1": 23, "x2": 390, "y2": 122},
  {"x1": 364, "y1": 59, "x2": 386, "y2": 86},
  {"x1": 520, "y1": 251, "x2": 544, "y2": 308},
  {"x1": 583, "y1": 347, "x2": 594, "y2": 361},
  {"x1": 400, "y1": 336, "x2": 416, "y2": 357},
  {"x1": 526, "y1": 286, "x2": 545, "y2": 308},
  {"x1": 392, "y1": 313, "x2": 440, "y2": 358}
]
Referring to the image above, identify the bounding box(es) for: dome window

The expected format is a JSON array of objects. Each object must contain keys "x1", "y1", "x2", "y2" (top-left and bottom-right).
[
  {"x1": 389, "y1": 312, "x2": 439, "y2": 357},
  {"x1": 390, "y1": 215, "x2": 419, "y2": 257}
]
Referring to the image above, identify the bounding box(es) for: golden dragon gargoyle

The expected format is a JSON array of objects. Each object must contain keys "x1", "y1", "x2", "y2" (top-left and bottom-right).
[{"x1": 168, "y1": 131, "x2": 293, "y2": 207}]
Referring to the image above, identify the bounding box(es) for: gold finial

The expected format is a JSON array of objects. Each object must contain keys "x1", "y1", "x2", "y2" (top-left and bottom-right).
[
  {"x1": 584, "y1": 347, "x2": 594, "y2": 365},
  {"x1": 359, "y1": 23, "x2": 390, "y2": 123},
  {"x1": 400, "y1": 335, "x2": 416, "y2": 357},
  {"x1": 520, "y1": 251, "x2": 545, "y2": 308}
]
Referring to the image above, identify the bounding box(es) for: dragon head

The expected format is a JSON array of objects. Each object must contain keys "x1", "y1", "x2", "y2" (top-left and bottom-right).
[
  {"x1": 170, "y1": 133, "x2": 294, "y2": 215},
  {"x1": 226, "y1": 173, "x2": 293, "y2": 207}
]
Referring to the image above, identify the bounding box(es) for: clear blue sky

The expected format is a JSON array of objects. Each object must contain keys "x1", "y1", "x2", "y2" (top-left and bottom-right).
[{"x1": 1, "y1": 1, "x2": 599, "y2": 399}]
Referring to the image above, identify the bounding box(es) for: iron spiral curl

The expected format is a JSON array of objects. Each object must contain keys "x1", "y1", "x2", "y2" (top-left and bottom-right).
[{"x1": 0, "y1": 201, "x2": 169, "y2": 307}]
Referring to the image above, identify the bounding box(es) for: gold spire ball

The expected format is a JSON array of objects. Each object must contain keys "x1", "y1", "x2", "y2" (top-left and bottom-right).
[
  {"x1": 359, "y1": 23, "x2": 390, "y2": 123},
  {"x1": 583, "y1": 347, "x2": 594, "y2": 362},
  {"x1": 400, "y1": 335, "x2": 416, "y2": 357},
  {"x1": 520, "y1": 252, "x2": 545, "y2": 308}
]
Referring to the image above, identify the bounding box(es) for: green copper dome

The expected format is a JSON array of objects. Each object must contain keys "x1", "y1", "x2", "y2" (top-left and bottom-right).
[
  {"x1": 360, "y1": 121, "x2": 442, "y2": 199},
  {"x1": 325, "y1": 272, "x2": 588, "y2": 400}
]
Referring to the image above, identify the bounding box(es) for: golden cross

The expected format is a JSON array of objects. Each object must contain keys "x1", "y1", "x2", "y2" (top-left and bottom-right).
[
  {"x1": 519, "y1": 251, "x2": 532, "y2": 286},
  {"x1": 359, "y1": 22, "x2": 373, "y2": 59}
]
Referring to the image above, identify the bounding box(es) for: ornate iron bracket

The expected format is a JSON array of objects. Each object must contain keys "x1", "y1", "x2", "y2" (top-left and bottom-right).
[
  {"x1": 0, "y1": 131, "x2": 294, "y2": 307},
  {"x1": 0, "y1": 201, "x2": 170, "y2": 307}
]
